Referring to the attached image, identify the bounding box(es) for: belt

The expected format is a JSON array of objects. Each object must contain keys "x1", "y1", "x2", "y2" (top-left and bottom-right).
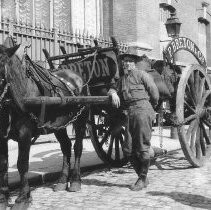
[
  {"x1": 128, "y1": 100, "x2": 143, "y2": 106},
  {"x1": 121, "y1": 100, "x2": 147, "y2": 109}
]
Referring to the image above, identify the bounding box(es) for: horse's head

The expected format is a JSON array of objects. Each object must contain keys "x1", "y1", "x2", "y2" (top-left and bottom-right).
[{"x1": 0, "y1": 44, "x2": 20, "y2": 98}]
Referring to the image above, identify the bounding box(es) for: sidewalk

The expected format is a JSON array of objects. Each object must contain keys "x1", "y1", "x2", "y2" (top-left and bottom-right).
[{"x1": 8, "y1": 126, "x2": 181, "y2": 188}]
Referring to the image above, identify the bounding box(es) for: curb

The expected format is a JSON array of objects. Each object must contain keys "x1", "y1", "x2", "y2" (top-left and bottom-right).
[
  {"x1": 8, "y1": 149, "x2": 182, "y2": 190},
  {"x1": 8, "y1": 127, "x2": 181, "y2": 190},
  {"x1": 9, "y1": 163, "x2": 107, "y2": 190},
  {"x1": 8, "y1": 137, "x2": 90, "y2": 151}
]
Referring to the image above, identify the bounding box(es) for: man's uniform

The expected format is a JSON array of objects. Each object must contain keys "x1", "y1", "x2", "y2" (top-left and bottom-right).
[
  {"x1": 108, "y1": 49, "x2": 159, "y2": 191},
  {"x1": 118, "y1": 70, "x2": 159, "y2": 159}
]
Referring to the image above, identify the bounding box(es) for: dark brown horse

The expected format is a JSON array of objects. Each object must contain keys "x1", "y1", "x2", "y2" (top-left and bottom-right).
[{"x1": 0, "y1": 41, "x2": 120, "y2": 209}]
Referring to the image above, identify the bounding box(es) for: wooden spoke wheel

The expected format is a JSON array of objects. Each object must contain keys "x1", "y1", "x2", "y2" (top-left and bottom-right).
[
  {"x1": 176, "y1": 64, "x2": 211, "y2": 167},
  {"x1": 87, "y1": 108, "x2": 128, "y2": 167}
]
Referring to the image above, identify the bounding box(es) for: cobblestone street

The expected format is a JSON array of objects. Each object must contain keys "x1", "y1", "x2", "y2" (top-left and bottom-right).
[{"x1": 8, "y1": 149, "x2": 211, "y2": 210}]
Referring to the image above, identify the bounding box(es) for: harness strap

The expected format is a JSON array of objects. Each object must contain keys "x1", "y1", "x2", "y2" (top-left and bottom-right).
[
  {"x1": 38, "y1": 97, "x2": 46, "y2": 127},
  {"x1": 56, "y1": 88, "x2": 66, "y2": 106}
]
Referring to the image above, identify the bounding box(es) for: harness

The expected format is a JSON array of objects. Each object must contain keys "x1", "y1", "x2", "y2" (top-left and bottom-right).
[{"x1": 18, "y1": 50, "x2": 97, "y2": 130}]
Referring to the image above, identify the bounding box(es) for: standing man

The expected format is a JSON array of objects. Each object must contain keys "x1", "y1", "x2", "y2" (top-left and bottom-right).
[{"x1": 108, "y1": 47, "x2": 159, "y2": 191}]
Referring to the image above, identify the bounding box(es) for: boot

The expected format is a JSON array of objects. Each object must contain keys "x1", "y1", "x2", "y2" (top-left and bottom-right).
[
  {"x1": 128, "y1": 156, "x2": 141, "y2": 175},
  {"x1": 130, "y1": 158, "x2": 150, "y2": 191},
  {"x1": 130, "y1": 175, "x2": 149, "y2": 191}
]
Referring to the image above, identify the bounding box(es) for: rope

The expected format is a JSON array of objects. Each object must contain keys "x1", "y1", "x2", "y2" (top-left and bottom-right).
[{"x1": 82, "y1": 50, "x2": 98, "y2": 88}]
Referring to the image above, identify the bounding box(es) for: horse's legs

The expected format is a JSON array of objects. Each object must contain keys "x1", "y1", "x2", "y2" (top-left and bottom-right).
[
  {"x1": 15, "y1": 125, "x2": 32, "y2": 204},
  {"x1": 0, "y1": 139, "x2": 9, "y2": 208},
  {"x1": 68, "y1": 116, "x2": 87, "y2": 192},
  {"x1": 54, "y1": 129, "x2": 72, "y2": 191}
]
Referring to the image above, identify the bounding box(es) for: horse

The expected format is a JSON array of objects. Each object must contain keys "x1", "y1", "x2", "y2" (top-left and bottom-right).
[
  {"x1": 0, "y1": 37, "x2": 175, "y2": 209},
  {"x1": 0, "y1": 41, "x2": 103, "y2": 209}
]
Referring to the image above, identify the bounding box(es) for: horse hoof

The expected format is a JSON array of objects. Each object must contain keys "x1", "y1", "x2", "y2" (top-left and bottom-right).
[
  {"x1": 68, "y1": 181, "x2": 81, "y2": 192},
  {"x1": 14, "y1": 192, "x2": 32, "y2": 205},
  {"x1": 11, "y1": 200, "x2": 32, "y2": 210},
  {"x1": 53, "y1": 183, "x2": 67, "y2": 192}
]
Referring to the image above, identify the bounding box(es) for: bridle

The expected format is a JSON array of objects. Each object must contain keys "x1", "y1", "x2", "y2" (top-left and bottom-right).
[
  {"x1": 0, "y1": 64, "x2": 10, "y2": 109},
  {"x1": 0, "y1": 82, "x2": 9, "y2": 103}
]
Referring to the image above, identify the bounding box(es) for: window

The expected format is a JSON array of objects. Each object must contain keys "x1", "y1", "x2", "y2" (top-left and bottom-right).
[
  {"x1": 0, "y1": 0, "x2": 102, "y2": 36},
  {"x1": 1, "y1": 0, "x2": 16, "y2": 22},
  {"x1": 54, "y1": 0, "x2": 71, "y2": 31},
  {"x1": 34, "y1": 0, "x2": 51, "y2": 29},
  {"x1": 7, "y1": 0, "x2": 51, "y2": 28},
  {"x1": 17, "y1": 0, "x2": 33, "y2": 25},
  {"x1": 71, "y1": 0, "x2": 103, "y2": 36}
]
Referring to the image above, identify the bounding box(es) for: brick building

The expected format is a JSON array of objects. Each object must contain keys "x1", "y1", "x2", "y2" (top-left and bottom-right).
[
  {"x1": 0, "y1": 0, "x2": 211, "y2": 68},
  {"x1": 103, "y1": 0, "x2": 211, "y2": 68}
]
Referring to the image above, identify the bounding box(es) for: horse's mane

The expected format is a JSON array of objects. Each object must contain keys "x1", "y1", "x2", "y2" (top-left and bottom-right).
[
  {"x1": 0, "y1": 45, "x2": 10, "y2": 68},
  {"x1": 0, "y1": 44, "x2": 7, "y2": 51}
]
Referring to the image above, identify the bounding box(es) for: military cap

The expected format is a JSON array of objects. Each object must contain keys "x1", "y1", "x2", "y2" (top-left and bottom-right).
[{"x1": 118, "y1": 46, "x2": 142, "y2": 62}]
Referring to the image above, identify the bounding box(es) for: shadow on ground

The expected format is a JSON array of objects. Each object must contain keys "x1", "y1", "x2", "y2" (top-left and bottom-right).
[
  {"x1": 147, "y1": 191, "x2": 211, "y2": 209},
  {"x1": 9, "y1": 148, "x2": 104, "y2": 189},
  {"x1": 150, "y1": 149, "x2": 192, "y2": 170},
  {"x1": 82, "y1": 178, "x2": 130, "y2": 188}
]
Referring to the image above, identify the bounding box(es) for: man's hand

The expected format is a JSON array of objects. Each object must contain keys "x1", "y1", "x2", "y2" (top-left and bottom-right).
[
  {"x1": 111, "y1": 92, "x2": 120, "y2": 108},
  {"x1": 108, "y1": 89, "x2": 120, "y2": 108}
]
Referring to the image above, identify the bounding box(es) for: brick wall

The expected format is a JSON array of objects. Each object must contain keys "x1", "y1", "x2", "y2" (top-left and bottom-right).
[
  {"x1": 136, "y1": 0, "x2": 160, "y2": 59},
  {"x1": 110, "y1": 0, "x2": 161, "y2": 59},
  {"x1": 112, "y1": 0, "x2": 137, "y2": 42},
  {"x1": 171, "y1": 0, "x2": 211, "y2": 67}
]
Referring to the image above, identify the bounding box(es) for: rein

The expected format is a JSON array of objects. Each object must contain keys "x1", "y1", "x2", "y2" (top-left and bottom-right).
[
  {"x1": 82, "y1": 49, "x2": 98, "y2": 88},
  {"x1": 0, "y1": 83, "x2": 9, "y2": 103}
]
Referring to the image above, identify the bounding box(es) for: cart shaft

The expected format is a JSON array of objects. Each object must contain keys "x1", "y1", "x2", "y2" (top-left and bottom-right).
[{"x1": 23, "y1": 96, "x2": 111, "y2": 106}]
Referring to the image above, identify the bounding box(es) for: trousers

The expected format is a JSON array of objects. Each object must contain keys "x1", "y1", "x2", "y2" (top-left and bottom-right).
[{"x1": 122, "y1": 105, "x2": 154, "y2": 161}]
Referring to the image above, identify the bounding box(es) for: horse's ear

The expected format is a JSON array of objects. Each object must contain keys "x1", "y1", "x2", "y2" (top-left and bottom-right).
[
  {"x1": 5, "y1": 44, "x2": 20, "y2": 57},
  {"x1": 3, "y1": 36, "x2": 16, "y2": 48}
]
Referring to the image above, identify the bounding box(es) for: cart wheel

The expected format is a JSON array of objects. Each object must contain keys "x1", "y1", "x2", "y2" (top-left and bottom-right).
[
  {"x1": 87, "y1": 109, "x2": 128, "y2": 167},
  {"x1": 176, "y1": 64, "x2": 211, "y2": 167}
]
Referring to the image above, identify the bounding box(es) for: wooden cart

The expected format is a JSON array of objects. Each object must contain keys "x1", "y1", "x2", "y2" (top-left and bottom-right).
[
  {"x1": 24, "y1": 36, "x2": 211, "y2": 168},
  {"x1": 163, "y1": 36, "x2": 211, "y2": 167}
]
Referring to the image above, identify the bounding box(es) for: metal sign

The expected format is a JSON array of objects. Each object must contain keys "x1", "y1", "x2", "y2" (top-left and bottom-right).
[{"x1": 164, "y1": 36, "x2": 207, "y2": 68}]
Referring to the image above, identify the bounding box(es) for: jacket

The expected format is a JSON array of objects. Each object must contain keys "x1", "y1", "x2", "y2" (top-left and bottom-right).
[{"x1": 109, "y1": 69, "x2": 159, "y2": 109}]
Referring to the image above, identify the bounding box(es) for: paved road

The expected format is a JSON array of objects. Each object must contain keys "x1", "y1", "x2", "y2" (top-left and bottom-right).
[{"x1": 8, "y1": 149, "x2": 211, "y2": 210}]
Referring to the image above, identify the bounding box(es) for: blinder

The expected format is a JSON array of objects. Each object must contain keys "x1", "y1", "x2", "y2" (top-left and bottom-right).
[{"x1": 0, "y1": 65, "x2": 10, "y2": 109}]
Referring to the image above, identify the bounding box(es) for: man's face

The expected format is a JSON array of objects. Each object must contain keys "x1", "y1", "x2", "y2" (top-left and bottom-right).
[{"x1": 122, "y1": 56, "x2": 136, "y2": 72}]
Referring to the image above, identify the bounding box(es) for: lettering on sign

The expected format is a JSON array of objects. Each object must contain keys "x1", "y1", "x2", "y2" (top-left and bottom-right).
[
  {"x1": 60, "y1": 58, "x2": 110, "y2": 81},
  {"x1": 58, "y1": 51, "x2": 118, "y2": 85},
  {"x1": 164, "y1": 37, "x2": 206, "y2": 67}
]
